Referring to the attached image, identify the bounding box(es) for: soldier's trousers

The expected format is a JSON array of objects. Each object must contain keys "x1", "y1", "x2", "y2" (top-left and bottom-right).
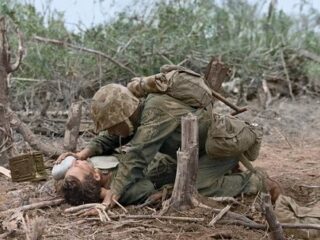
[{"x1": 119, "y1": 153, "x2": 263, "y2": 205}]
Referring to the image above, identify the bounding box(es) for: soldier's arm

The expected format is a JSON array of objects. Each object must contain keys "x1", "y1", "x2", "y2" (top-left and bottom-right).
[
  {"x1": 110, "y1": 95, "x2": 188, "y2": 197},
  {"x1": 88, "y1": 131, "x2": 132, "y2": 156},
  {"x1": 55, "y1": 131, "x2": 129, "y2": 163}
]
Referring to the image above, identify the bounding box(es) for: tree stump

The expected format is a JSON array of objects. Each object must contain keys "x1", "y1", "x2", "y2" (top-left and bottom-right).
[
  {"x1": 164, "y1": 113, "x2": 200, "y2": 211},
  {"x1": 63, "y1": 102, "x2": 82, "y2": 152},
  {"x1": 261, "y1": 193, "x2": 285, "y2": 240}
]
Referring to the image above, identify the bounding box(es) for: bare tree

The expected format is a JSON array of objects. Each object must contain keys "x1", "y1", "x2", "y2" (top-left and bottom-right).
[{"x1": 0, "y1": 17, "x2": 24, "y2": 165}]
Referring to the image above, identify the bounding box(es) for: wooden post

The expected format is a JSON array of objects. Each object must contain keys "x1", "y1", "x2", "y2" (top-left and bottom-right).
[
  {"x1": 261, "y1": 193, "x2": 285, "y2": 240},
  {"x1": 167, "y1": 113, "x2": 199, "y2": 211},
  {"x1": 63, "y1": 101, "x2": 82, "y2": 152}
]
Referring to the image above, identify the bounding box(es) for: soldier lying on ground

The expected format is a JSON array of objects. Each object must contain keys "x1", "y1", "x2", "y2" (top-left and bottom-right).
[
  {"x1": 56, "y1": 83, "x2": 281, "y2": 208},
  {"x1": 57, "y1": 152, "x2": 282, "y2": 207}
]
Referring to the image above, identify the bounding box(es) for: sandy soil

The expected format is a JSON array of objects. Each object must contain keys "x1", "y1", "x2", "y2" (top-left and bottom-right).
[{"x1": 0, "y1": 96, "x2": 319, "y2": 240}]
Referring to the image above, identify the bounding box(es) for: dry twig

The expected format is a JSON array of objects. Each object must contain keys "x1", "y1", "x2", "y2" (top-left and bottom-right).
[
  {"x1": 125, "y1": 215, "x2": 204, "y2": 222},
  {"x1": 208, "y1": 204, "x2": 231, "y2": 227},
  {"x1": 64, "y1": 203, "x2": 103, "y2": 213},
  {"x1": 113, "y1": 199, "x2": 128, "y2": 213}
]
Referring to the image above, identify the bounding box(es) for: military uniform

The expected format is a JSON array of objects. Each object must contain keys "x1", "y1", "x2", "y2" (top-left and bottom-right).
[
  {"x1": 88, "y1": 91, "x2": 262, "y2": 204},
  {"x1": 146, "y1": 153, "x2": 262, "y2": 199},
  {"x1": 90, "y1": 153, "x2": 262, "y2": 205},
  {"x1": 89, "y1": 93, "x2": 210, "y2": 197}
]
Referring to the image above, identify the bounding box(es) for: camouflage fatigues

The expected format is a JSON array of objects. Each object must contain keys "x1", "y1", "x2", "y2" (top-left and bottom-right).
[
  {"x1": 105, "y1": 153, "x2": 263, "y2": 205},
  {"x1": 127, "y1": 67, "x2": 213, "y2": 108},
  {"x1": 88, "y1": 92, "x2": 263, "y2": 203},
  {"x1": 146, "y1": 153, "x2": 262, "y2": 198},
  {"x1": 89, "y1": 93, "x2": 210, "y2": 197}
]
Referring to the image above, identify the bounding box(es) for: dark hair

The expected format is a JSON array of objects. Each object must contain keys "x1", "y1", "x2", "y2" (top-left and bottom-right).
[{"x1": 62, "y1": 174, "x2": 101, "y2": 205}]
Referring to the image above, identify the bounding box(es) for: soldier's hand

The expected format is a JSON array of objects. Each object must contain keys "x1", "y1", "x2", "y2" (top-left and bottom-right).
[
  {"x1": 55, "y1": 148, "x2": 92, "y2": 164},
  {"x1": 102, "y1": 190, "x2": 120, "y2": 210},
  {"x1": 55, "y1": 152, "x2": 77, "y2": 164}
]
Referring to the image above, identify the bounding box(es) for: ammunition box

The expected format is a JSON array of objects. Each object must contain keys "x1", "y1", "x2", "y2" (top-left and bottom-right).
[{"x1": 9, "y1": 152, "x2": 47, "y2": 182}]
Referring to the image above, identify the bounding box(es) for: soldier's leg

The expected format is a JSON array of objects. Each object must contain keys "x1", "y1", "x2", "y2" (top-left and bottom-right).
[
  {"x1": 119, "y1": 153, "x2": 178, "y2": 206},
  {"x1": 196, "y1": 155, "x2": 263, "y2": 197},
  {"x1": 145, "y1": 153, "x2": 177, "y2": 189},
  {"x1": 119, "y1": 178, "x2": 156, "y2": 205}
]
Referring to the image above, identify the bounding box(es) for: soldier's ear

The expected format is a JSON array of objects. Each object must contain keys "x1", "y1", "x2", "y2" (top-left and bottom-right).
[{"x1": 93, "y1": 170, "x2": 101, "y2": 182}]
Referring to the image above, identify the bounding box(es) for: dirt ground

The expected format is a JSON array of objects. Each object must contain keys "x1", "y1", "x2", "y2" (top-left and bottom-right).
[{"x1": 0, "y1": 96, "x2": 319, "y2": 240}]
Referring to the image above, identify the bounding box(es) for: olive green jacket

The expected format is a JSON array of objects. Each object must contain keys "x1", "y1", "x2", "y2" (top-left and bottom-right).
[{"x1": 88, "y1": 93, "x2": 211, "y2": 197}]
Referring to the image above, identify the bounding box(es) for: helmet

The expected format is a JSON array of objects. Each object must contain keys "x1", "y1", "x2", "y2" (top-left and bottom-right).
[{"x1": 91, "y1": 84, "x2": 139, "y2": 132}]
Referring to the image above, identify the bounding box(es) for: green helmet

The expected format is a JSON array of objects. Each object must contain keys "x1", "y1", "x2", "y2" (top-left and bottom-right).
[{"x1": 91, "y1": 84, "x2": 139, "y2": 132}]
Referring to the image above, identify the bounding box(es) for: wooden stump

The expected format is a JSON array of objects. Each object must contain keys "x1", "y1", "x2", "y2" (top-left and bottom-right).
[
  {"x1": 261, "y1": 193, "x2": 285, "y2": 240},
  {"x1": 165, "y1": 113, "x2": 199, "y2": 211},
  {"x1": 63, "y1": 102, "x2": 82, "y2": 152}
]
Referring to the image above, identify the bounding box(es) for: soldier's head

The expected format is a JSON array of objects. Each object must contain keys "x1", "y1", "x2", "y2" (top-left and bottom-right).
[
  {"x1": 91, "y1": 84, "x2": 140, "y2": 138},
  {"x1": 61, "y1": 160, "x2": 101, "y2": 205}
]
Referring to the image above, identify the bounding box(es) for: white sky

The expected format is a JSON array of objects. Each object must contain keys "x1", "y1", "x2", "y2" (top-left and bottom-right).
[{"x1": 26, "y1": 0, "x2": 320, "y2": 31}]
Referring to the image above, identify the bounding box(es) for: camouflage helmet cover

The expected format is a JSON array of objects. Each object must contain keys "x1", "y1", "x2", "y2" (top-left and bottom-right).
[{"x1": 91, "y1": 84, "x2": 139, "y2": 132}]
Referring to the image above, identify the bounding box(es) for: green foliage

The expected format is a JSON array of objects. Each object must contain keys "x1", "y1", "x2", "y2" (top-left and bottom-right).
[{"x1": 1, "y1": 0, "x2": 319, "y2": 110}]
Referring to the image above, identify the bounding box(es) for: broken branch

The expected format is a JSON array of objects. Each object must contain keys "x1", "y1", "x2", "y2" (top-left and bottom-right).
[
  {"x1": 280, "y1": 50, "x2": 295, "y2": 101},
  {"x1": 1, "y1": 198, "x2": 64, "y2": 215},
  {"x1": 125, "y1": 215, "x2": 204, "y2": 222},
  {"x1": 208, "y1": 204, "x2": 231, "y2": 227},
  {"x1": 33, "y1": 35, "x2": 137, "y2": 76}
]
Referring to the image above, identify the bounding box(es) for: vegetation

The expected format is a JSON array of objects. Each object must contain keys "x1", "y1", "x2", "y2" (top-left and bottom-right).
[{"x1": 1, "y1": 0, "x2": 320, "y2": 111}]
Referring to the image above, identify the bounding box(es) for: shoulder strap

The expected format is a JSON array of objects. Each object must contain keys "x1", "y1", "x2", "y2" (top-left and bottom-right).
[{"x1": 160, "y1": 64, "x2": 201, "y2": 77}]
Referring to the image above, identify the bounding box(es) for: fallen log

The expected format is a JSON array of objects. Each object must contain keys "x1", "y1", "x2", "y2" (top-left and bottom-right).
[{"x1": 9, "y1": 109, "x2": 64, "y2": 158}]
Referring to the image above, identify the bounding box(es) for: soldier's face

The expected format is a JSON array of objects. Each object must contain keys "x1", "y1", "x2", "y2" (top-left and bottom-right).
[
  {"x1": 65, "y1": 160, "x2": 95, "y2": 182},
  {"x1": 107, "y1": 121, "x2": 130, "y2": 138}
]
